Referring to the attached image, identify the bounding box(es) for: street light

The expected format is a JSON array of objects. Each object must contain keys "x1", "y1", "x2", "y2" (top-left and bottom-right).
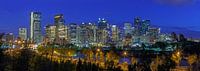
[
  {"x1": 97, "y1": 48, "x2": 100, "y2": 52},
  {"x1": 123, "y1": 51, "x2": 127, "y2": 62},
  {"x1": 177, "y1": 51, "x2": 180, "y2": 56},
  {"x1": 123, "y1": 51, "x2": 127, "y2": 56},
  {"x1": 96, "y1": 48, "x2": 101, "y2": 64}
]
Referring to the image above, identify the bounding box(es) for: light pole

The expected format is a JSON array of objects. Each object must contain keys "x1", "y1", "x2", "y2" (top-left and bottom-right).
[
  {"x1": 123, "y1": 51, "x2": 127, "y2": 62},
  {"x1": 96, "y1": 48, "x2": 100, "y2": 64},
  {"x1": 97, "y1": 48, "x2": 100, "y2": 52}
]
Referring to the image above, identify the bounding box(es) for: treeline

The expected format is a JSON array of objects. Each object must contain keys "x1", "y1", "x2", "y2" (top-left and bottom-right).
[
  {"x1": 0, "y1": 48, "x2": 77, "y2": 71},
  {"x1": 0, "y1": 49, "x2": 177, "y2": 71},
  {"x1": 0, "y1": 48, "x2": 124, "y2": 71},
  {"x1": 0, "y1": 48, "x2": 175, "y2": 71}
]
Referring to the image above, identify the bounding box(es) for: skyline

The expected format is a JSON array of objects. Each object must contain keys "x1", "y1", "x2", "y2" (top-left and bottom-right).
[
  {"x1": 0, "y1": 0, "x2": 200, "y2": 37},
  {"x1": 1, "y1": 1, "x2": 200, "y2": 71}
]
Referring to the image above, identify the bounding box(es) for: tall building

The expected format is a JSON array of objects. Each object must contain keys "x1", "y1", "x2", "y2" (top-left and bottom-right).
[
  {"x1": 87, "y1": 23, "x2": 97, "y2": 44},
  {"x1": 45, "y1": 24, "x2": 56, "y2": 43},
  {"x1": 97, "y1": 18, "x2": 109, "y2": 45},
  {"x1": 76, "y1": 26, "x2": 81, "y2": 45},
  {"x1": 19, "y1": 28, "x2": 28, "y2": 40},
  {"x1": 97, "y1": 29, "x2": 109, "y2": 45},
  {"x1": 2, "y1": 33, "x2": 14, "y2": 45},
  {"x1": 134, "y1": 17, "x2": 142, "y2": 36},
  {"x1": 68, "y1": 23, "x2": 79, "y2": 44},
  {"x1": 79, "y1": 23, "x2": 89, "y2": 47},
  {"x1": 147, "y1": 27, "x2": 160, "y2": 43},
  {"x1": 141, "y1": 20, "x2": 150, "y2": 35},
  {"x1": 98, "y1": 18, "x2": 109, "y2": 29},
  {"x1": 54, "y1": 14, "x2": 65, "y2": 25},
  {"x1": 111, "y1": 25, "x2": 119, "y2": 43},
  {"x1": 124, "y1": 22, "x2": 132, "y2": 36},
  {"x1": 54, "y1": 14, "x2": 68, "y2": 40},
  {"x1": 44, "y1": 14, "x2": 68, "y2": 45},
  {"x1": 30, "y1": 12, "x2": 42, "y2": 43},
  {"x1": 77, "y1": 23, "x2": 96, "y2": 47}
]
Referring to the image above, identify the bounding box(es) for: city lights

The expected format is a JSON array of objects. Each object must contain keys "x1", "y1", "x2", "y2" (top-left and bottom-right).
[{"x1": 0, "y1": 11, "x2": 199, "y2": 71}]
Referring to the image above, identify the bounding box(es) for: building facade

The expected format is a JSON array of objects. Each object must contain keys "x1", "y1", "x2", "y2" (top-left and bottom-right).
[
  {"x1": 141, "y1": 20, "x2": 150, "y2": 35},
  {"x1": 45, "y1": 25, "x2": 56, "y2": 43},
  {"x1": 97, "y1": 18, "x2": 109, "y2": 45},
  {"x1": 54, "y1": 14, "x2": 68, "y2": 40},
  {"x1": 30, "y1": 12, "x2": 42, "y2": 43},
  {"x1": 124, "y1": 22, "x2": 132, "y2": 36},
  {"x1": 134, "y1": 17, "x2": 142, "y2": 36},
  {"x1": 68, "y1": 23, "x2": 79, "y2": 44},
  {"x1": 111, "y1": 25, "x2": 119, "y2": 43},
  {"x1": 147, "y1": 27, "x2": 160, "y2": 43},
  {"x1": 19, "y1": 28, "x2": 28, "y2": 40}
]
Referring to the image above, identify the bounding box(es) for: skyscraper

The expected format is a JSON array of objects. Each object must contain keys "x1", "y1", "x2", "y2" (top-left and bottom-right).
[
  {"x1": 54, "y1": 14, "x2": 68, "y2": 40},
  {"x1": 97, "y1": 18, "x2": 109, "y2": 45},
  {"x1": 147, "y1": 27, "x2": 160, "y2": 43},
  {"x1": 53, "y1": 14, "x2": 69, "y2": 45},
  {"x1": 124, "y1": 22, "x2": 132, "y2": 36},
  {"x1": 141, "y1": 20, "x2": 150, "y2": 35},
  {"x1": 79, "y1": 23, "x2": 89, "y2": 47},
  {"x1": 98, "y1": 18, "x2": 108, "y2": 29},
  {"x1": 69, "y1": 23, "x2": 79, "y2": 44},
  {"x1": 78, "y1": 22, "x2": 97, "y2": 47},
  {"x1": 86, "y1": 23, "x2": 97, "y2": 44},
  {"x1": 134, "y1": 17, "x2": 142, "y2": 36},
  {"x1": 111, "y1": 25, "x2": 119, "y2": 43},
  {"x1": 54, "y1": 14, "x2": 65, "y2": 25},
  {"x1": 19, "y1": 28, "x2": 28, "y2": 40},
  {"x1": 30, "y1": 12, "x2": 42, "y2": 43},
  {"x1": 45, "y1": 24, "x2": 56, "y2": 43}
]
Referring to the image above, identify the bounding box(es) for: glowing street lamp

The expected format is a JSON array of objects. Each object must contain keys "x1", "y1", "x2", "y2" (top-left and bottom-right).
[
  {"x1": 123, "y1": 51, "x2": 127, "y2": 56},
  {"x1": 96, "y1": 48, "x2": 101, "y2": 63},
  {"x1": 171, "y1": 50, "x2": 182, "y2": 66},
  {"x1": 123, "y1": 51, "x2": 127, "y2": 62},
  {"x1": 97, "y1": 48, "x2": 100, "y2": 52},
  {"x1": 177, "y1": 51, "x2": 180, "y2": 56}
]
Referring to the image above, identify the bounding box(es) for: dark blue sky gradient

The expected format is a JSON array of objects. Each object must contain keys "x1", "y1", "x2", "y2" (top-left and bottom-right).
[{"x1": 0, "y1": 0, "x2": 200, "y2": 35}]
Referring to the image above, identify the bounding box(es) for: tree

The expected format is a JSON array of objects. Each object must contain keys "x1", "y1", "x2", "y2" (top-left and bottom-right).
[
  {"x1": 171, "y1": 50, "x2": 182, "y2": 66},
  {"x1": 187, "y1": 54, "x2": 197, "y2": 71},
  {"x1": 106, "y1": 50, "x2": 115, "y2": 62},
  {"x1": 131, "y1": 57, "x2": 137, "y2": 65}
]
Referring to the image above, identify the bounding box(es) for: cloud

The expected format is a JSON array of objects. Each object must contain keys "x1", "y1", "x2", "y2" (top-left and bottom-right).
[{"x1": 154, "y1": 0, "x2": 199, "y2": 6}]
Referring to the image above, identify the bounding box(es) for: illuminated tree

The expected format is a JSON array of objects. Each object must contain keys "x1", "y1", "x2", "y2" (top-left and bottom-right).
[
  {"x1": 121, "y1": 62, "x2": 128, "y2": 71},
  {"x1": 99, "y1": 51, "x2": 104, "y2": 62},
  {"x1": 171, "y1": 50, "x2": 182, "y2": 66},
  {"x1": 131, "y1": 56, "x2": 137, "y2": 65},
  {"x1": 90, "y1": 50, "x2": 94, "y2": 60},
  {"x1": 187, "y1": 54, "x2": 197, "y2": 71},
  {"x1": 150, "y1": 61, "x2": 157, "y2": 71},
  {"x1": 106, "y1": 50, "x2": 114, "y2": 62},
  {"x1": 63, "y1": 48, "x2": 76, "y2": 60},
  {"x1": 113, "y1": 54, "x2": 120, "y2": 67}
]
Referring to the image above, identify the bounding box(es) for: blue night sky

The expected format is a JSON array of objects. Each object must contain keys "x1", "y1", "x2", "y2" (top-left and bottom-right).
[{"x1": 0, "y1": 0, "x2": 200, "y2": 37}]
